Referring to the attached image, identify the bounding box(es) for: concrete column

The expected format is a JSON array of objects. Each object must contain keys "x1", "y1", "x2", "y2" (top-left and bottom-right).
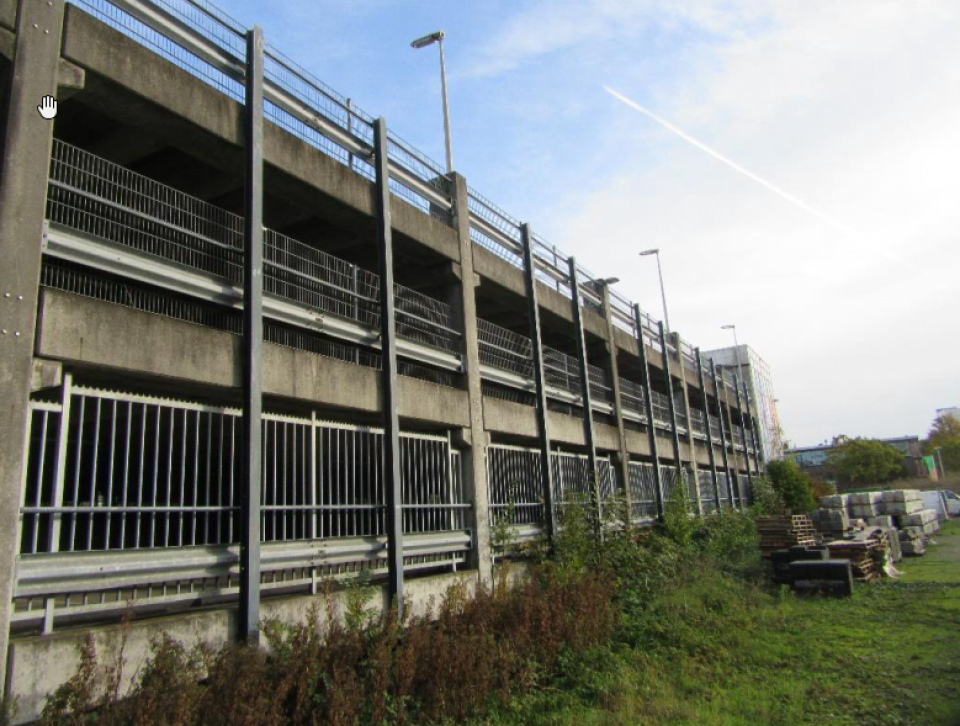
[
  {"x1": 672, "y1": 333, "x2": 701, "y2": 515},
  {"x1": 238, "y1": 25, "x2": 264, "y2": 645},
  {"x1": 0, "y1": 0, "x2": 66, "y2": 690},
  {"x1": 598, "y1": 285, "x2": 632, "y2": 523},
  {"x1": 448, "y1": 173, "x2": 493, "y2": 587}
]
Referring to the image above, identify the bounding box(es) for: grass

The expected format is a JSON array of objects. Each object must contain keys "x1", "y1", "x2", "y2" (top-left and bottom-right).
[{"x1": 473, "y1": 520, "x2": 960, "y2": 726}]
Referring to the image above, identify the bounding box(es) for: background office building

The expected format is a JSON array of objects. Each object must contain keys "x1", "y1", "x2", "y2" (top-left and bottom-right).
[{"x1": 701, "y1": 344, "x2": 784, "y2": 463}]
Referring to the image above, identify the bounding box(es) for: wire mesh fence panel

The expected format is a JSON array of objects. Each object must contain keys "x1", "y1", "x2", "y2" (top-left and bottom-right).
[
  {"x1": 709, "y1": 414, "x2": 722, "y2": 441},
  {"x1": 619, "y1": 377, "x2": 646, "y2": 416},
  {"x1": 68, "y1": 0, "x2": 246, "y2": 101},
  {"x1": 627, "y1": 462, "x2": 658, "y2": 520},
  {"x1": 543, "y1": 347, "x2": 580, "y2": 395},
  {"x1": 697, "y1": 470, "x2": 717, "y2": 513},
  {"x1": 476, "y1": 319, "x2": 533, "y2": 378},
  {"x1": 689, "y1": 408, "x2": 707, "y2": 437},
  {"x1": 487, "y1": 445, "x2": 544, "y2": 526},
  {"x1": 650, "y1": 390, "x2": 673, "y2": 427},
  {"x1": 587, "y1": 364, "x2": 613, "y2": 404}
]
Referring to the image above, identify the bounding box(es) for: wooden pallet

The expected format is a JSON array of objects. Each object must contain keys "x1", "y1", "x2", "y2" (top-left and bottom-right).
[
  {"x1": 757, "y1": 515, "x2": 818, "y2": 556},
  {"x1": 828, "y1": 539, "x2": 884, "y2": 581}
]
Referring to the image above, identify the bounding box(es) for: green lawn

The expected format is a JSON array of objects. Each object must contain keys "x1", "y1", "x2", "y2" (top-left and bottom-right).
[{"x1": 476, "y1": 520, "x2": 960, "y2": 726}]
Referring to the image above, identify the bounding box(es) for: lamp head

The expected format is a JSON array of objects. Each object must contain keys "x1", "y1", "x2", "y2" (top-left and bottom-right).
[
  {"x1": 721, "y1": 324, "x2": 735, "y2": 330},
  {"x1": 411, "y1": 31, "x2": 445, "y2": 49},
  {"x1": 638, "y1": 248, "x2": 659, "y2": 256}
]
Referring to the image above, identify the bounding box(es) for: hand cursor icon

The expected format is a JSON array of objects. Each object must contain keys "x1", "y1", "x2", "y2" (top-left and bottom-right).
[{"x1": 38, "y1": 95, "x2": 57, "y2": 120}]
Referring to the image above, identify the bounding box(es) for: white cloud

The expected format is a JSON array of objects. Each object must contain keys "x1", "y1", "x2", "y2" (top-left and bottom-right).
[{"x1": 547, "y1": 0, "x2": 960, "y2": 444}]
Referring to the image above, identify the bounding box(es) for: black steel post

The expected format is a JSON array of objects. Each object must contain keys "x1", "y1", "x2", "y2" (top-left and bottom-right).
[
  {"x1": 718, "y1": 366, "x2": 744, "y2": 508},
  {"x1": 568, "y1": 259, "x2": 600, "y2": 520},
  {"x1": 373, "y1": 118, "x2": 405, "y2": 615},
  {"x1": 522, "y1": 224, "x2": 557, "y2": 540},
  {"x1": 695, "y1": 348, "x2": 720, "y2": 507},
  {"x1": 732, "y1": 367, "x2": 753, "y2": 495},
  {"x1": 238, "y1": 25, "x2": 264, "y2": 644},
  {"x1": 711, "y1": 360, "x2": 733, "y2": 508},
  {"x1": 740, "y1": 378, "x2": 763, "y2": 476},
  {"x1": 633, "y1": 306, "x2": 664, "y2": 519},
  {"x1": 598, "y1": 285, "x2": 633, "y2": 525},
  {"x1": 658, "y1": 322, "x2": 684, "y2": 486}
]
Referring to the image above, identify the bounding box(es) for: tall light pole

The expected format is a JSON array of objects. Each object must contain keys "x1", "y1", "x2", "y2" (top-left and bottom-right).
[
  {"x1": 411, "y1": 30, "x2": 453, "y2": 173},
  {"x1": 638, "y1": 248, "x2": 670, "y2": 333}
]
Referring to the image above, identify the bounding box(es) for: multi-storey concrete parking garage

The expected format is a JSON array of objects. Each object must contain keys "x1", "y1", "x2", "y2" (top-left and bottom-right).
[{"x1": 0, "y1": 0, "x2": 763, "y2": 717}]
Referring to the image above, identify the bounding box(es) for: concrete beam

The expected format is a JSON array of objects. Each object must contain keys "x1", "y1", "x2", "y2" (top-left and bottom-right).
[{"x1": 34, "y1": 289, "x2": 471, "y2": 428}]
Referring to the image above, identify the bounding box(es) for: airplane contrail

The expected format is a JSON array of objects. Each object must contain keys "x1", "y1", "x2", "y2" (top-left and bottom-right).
[{"x1": 603, "y1": 85, "x2": 861, "y2": 240}]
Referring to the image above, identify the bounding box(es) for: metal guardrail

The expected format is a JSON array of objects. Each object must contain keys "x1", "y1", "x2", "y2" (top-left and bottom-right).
[{"x1": 46, "y1": 139, "x2": 461, "y2": 357}]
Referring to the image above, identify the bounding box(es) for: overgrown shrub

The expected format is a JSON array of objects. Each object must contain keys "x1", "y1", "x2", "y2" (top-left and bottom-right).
[
  {"x1": 40, "y1": 475, "x2": 778, "y2": 726},
  {"x1": 766, "y1": 460, "x2": 816, "y2": 513},
  {"x1": 40, "y1": 562, "x2": 615, "y2": 726}
]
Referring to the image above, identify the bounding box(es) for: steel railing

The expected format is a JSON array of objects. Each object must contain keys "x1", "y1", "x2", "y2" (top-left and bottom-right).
[{"x1": 46, "y1": 139, "x2": 461, "y2": 355}]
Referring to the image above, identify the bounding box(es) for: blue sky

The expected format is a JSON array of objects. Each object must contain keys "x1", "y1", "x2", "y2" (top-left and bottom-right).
[{"x1": 221, "y1": 0, "x2": 960, "y2": 447}]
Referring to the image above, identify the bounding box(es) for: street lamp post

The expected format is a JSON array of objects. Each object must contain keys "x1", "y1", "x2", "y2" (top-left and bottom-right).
[
  {"x1": 411, "y1": 30, "x2": 453, "y2": 174},
  {"x1": 638, "y1": 248, "x2": 670, "y2": 333}
]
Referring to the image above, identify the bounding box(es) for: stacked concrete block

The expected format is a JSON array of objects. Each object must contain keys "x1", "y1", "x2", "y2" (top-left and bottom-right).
[
  {"x1": 866, "y1": 515, "x2": 895, "y2": 528},
  {"x1": 849, "y1": 492, "x2": 883, "y2": 519},
  {"x1": 819, "y1": 494, "x2": 849, "y2": 510},
  {"x1": 896, "y1": 509, "x2": 938, "y2": 532},
  {"x1": 809, "y1": 508, "x2": 849, "y2": 540},
  {"x1": 880, "y1": 490, "x2": 923, "y2": 516},
  {"x1": 900, "y1": 529, "x2": 926, "y2": 556}
]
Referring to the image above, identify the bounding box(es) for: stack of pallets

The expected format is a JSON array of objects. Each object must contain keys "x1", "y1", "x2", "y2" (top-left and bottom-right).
[
  {"x1": 827, "y1": 539, "x2": 884, "y2": 581},
  {"x1": 757, "y1": 515, "x2": 817, "y2": 557}
]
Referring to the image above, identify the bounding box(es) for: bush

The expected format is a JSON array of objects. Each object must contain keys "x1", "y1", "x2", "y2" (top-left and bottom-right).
[
  {"x1": 40, "y1": 562, "x2": 616, "y2": 726},
  {"x1": 766, "y1": 460, "x2": 816, "y2": 513},
  {"x1": 828, "y1": 438, "x2": 904, "y2": 485}
]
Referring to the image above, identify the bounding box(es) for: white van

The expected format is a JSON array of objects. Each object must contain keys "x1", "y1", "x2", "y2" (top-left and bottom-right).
[{"x1": 921, "y1": 489, "x2": 960, "y2": 520}]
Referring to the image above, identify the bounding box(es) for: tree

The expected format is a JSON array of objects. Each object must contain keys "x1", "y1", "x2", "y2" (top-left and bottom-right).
[
  {"x1": 827, "y1": 438, "x2": 903, "y2": 485},
  {"x1": 925, "y1": 414, "x2": 960, "y2": 473},
  {"x1": 765, "y1": 460, "x2": 816, "y2": 513}
]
